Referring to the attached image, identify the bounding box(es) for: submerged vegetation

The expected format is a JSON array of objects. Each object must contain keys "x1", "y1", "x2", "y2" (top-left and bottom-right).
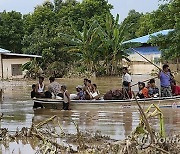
[{"x1": 0, "y1": 0, "x2": 179, "y2": 77}]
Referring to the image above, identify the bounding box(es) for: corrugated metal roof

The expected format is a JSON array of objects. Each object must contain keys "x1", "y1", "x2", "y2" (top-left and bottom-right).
[
  {"x1": 129, "y1": 46, "x2": 160, "y2": 55},
  {"x1": 2, "y1": 52, "x2": 42, "y2": 58},
  {"x1": 123, "y1": 29, "x2": 174, "y2": 44},
  {"x1": 0, "y1": 47, "x2": 41, "y2": 57},
  {"x1": 0, "y1": 48, "x2": 11, "y2": 53}
]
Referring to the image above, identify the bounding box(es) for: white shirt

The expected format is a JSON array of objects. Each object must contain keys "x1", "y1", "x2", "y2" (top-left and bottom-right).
[
  {"x1": 63, "y1": 90, "x2": 69, "y2": 103},
  {"x1": 37, "y1": 83, "x2": 44, "y2": 93},
  {"x1": 122, "y1": 73, "x2": 132, "y2": 83}
]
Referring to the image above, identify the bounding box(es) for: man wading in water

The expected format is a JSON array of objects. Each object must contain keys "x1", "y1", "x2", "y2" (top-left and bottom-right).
[{"x1": 122, "y1": 67, "x2": 132, "y2": 99}]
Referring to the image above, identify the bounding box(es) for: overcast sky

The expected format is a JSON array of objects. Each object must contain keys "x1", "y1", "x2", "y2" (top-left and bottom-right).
[{"x1": 0, "y1": 0, "x2": 164, "y2": 22}]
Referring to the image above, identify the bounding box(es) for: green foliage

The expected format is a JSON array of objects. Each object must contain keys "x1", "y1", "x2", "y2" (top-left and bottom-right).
[
  {"x1": 22, "y1": 58, "x2": 42, "y2": 78},
  {"x1": 0, "y1": 0, "x2": 178, "y2": 77},
  {"x1": 97, "y1": 13, "x2": 130, "y2": 75},
  {"x1": 136, "y1": 3, "x2": 175, "y2": 37},
  {"x1": 121, "y1": 10, "x2": 143, "y2": 40},
  {"x1": 0, "y1": 11, "x2": 24, "y2": 53},
  {"x1": 60, "y1": 13, "x2": 130, "y2": 76},
  {"x1": 149, "y1": 0, "x2": 180, "y2": 60}
]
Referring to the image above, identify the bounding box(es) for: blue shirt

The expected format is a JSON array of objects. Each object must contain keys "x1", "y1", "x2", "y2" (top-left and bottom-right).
[{"x1": 160, "y1": 72, "x2": 171, "y2": 87}]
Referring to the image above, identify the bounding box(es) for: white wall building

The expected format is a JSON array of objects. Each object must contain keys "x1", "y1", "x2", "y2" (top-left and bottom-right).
[
  {"x1": 0, "y1": 48, "x2": 41, "y2": 79},
  {"x1": 123, "y1": 29, "x2": 174, "y2": 74}
]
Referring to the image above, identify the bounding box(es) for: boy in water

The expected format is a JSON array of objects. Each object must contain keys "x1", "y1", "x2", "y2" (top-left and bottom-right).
[
  {"x1": 61, "y1": 85, "x2": 70, "y2": 110},
  {"x1": 31, "y1": 84, "x2": 36, "y2": 98}
]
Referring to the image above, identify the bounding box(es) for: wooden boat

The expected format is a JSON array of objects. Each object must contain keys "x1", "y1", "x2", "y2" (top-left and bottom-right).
[{"x1": 33, "y1": 96, "x2": 180, "y2": 110}]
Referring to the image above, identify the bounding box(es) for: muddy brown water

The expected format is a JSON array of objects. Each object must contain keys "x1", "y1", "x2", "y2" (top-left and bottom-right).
[{"x1": 0, "y1": 75, "x2": 180, "y2": 153}]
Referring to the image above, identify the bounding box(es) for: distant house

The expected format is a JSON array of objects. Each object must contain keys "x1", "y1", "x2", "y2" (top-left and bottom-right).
[
  {"x1": 123, "y1": 29, "x2": 174, "y2": 74},
  {"x1": 0, "y1": 48, "x2": 41, "y2": 79}
]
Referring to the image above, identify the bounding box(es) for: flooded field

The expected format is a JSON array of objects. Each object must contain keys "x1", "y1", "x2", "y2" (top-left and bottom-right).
[{"x1": 0, "y1": 75, "x2": 180, "y2": 153}]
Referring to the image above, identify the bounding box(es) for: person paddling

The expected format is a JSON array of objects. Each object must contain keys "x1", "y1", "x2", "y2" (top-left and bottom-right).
[{"x1": 158, "y1": 64, "x2": 172, "y2": 97}]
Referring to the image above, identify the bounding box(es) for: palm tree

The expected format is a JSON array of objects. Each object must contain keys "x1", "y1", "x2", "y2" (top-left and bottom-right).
[
  {"x1": 97, "y1": 13, "x2": 129, "y2": 75},
  {"x1": 22, "y1": 58, "x2": 42, "y2": 78},
  {"x1": 60, "y1": 14, "x2": 130, "y2": 76},
  {"x1": 59, "y1": 18, "x2": 101, "y2": 73}
]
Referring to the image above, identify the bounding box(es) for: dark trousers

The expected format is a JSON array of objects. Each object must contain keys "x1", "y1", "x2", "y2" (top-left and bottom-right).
[
  {"x1": 63, "y1": 102, "x2": 69, "y2": 110},
  {"x1": 33, "y1": 102, "x2": 43, "y2": 109}
]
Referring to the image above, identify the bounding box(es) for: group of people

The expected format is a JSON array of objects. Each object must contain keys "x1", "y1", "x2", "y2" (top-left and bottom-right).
[
  {"x1": 31, "y1": 76, "x2": 70, "y2": 110},
  {"x1": 122, "y1": 64, "x2": 180, "y2": 99},
  {"x1": 72, "y1": 78, "x2": 100, "y2": 100},
  {"x1": 31, "y1": 64, "x2": 180, "y2": 108},
  {"x1": 31, "y1": 77, "x2": 100, "y2": 110}
]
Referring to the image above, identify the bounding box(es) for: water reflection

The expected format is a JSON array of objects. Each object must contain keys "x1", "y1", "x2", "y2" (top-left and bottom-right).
[{"x1": 0, "y1": 74, "x2": 180, "y2": 153}]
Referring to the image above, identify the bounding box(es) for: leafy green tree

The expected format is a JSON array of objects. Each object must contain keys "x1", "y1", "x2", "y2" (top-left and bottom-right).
[
  {"x1": 22, "y1": 58, "x2": 42, "y2": 78},
  {"x1": 97, "y1": 14, "x2": 129, "y2": 75},
  {"x1": 60, "y1": 19, "x2": 101, "y2": 73},
  {"x1": 22, "y1": 0, "x2": 113, "y2": 77},
  {"x1": 121, "y1": 10, "x2": 142, "y2": 40},
  {"x1": 136, "y1": 3, "x2": 175, "y2": 36},
  {"x1": 56, "y1": 0, "x2": 112, "y2": 31},
  {"x1": 0, "y1": 11, "x2": 24, "y2": 53},
  {"x1": 149, "y1": 0, "x2": 180, "y2": 60}
]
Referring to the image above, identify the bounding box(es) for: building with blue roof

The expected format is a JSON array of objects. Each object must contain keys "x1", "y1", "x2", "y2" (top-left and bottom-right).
[
  {"x1": 123, "y1": 29, "x2": 174, "y2": 44},
  {"x1": 123, "y1": 29, "x2": 174, "y2": 74}
]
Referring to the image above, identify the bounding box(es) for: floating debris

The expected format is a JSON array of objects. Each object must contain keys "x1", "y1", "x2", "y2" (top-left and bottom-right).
[{"x1": 1, "y1": 98, "x2": 180, "y2": 153}]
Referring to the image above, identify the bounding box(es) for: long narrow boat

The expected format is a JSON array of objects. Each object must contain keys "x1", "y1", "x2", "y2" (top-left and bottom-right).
[{"x1": 33, "y1": 96, "x2": 180, "y2": 110}]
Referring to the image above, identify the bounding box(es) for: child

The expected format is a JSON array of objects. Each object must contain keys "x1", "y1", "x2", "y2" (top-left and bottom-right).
[
  {"x1": 137, "y1": 82, "x2": 149, "y2": 99},
  {"x1": 74, "y1": 85, "x2": 84, "y2": 100},
  {"x1": 91, "y1": 84, "x2": 100, "y2": 100},
  {"x1": 148, "y1": 79, "x2": 159, "y2": 97},
  {"x1": 61, "y1": 85, "x2": 70, "y2": 110},
  {"x1": 31, "y1": 84, "x2": 36, "y2": 98}
]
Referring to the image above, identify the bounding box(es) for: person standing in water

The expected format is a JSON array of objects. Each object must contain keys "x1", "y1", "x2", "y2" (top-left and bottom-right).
[
  {"x1": 61, "y1": 85, "x2": 70, "y2": 110},
  {"x1": 122, "y1": 67, "x2": 132, "y2": 99}
]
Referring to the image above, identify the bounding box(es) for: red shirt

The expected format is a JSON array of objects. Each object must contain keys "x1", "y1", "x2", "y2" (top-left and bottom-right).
[
  {"x1": 142, "y1": 87, "x2": 149, "y2": 98},
  {"x1": 172, "y1": 85, "x2": 180, "y2": 96}
]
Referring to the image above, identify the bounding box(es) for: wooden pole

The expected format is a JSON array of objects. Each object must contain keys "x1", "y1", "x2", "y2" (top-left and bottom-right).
[
  {"x1": 131, "y1": 48, "x2": 162, "y2": 71},
  {"x1": 131, "y1": 48, "x2": 180, "y2": 84},
  {"x1": 131, "y1": 76, "x2": 158, "y2": 87}
]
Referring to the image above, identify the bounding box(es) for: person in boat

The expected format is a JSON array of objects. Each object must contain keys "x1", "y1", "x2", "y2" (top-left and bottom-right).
[
  {"x1": 83, "y1": 79, "x2": 93, "y2": 100},
  {"x1": 31, "y1": 84, "x2": 36, "y2": 98},
  {"x1": 171, "y1": 80, "x2": 180, "y2": 96},
  {"x1": 72, "y1": 85, "x2": 84, "y2": 100},
  {"x1": 61, "y1": 85, "x2": 70, "y2": 110},
  {"x1": 146, "y1": 81, "x2": 151, "y2": 89},
  {"x1": 122, "y1": 67, "x2": 132, "y2": 99},
  {"x1": 83, "y1": 78, "x2": 89, "y2": 87},
  {"x1": 35, "y1": 76, "x2": 52, "y2": 98},
  {"x1": 35, "y1": 76, "x2": 46, "y2": 98},
  {"x1": 148, "y1": 79, "x2": 159, "y2": 98},
  {"x1": 90, "y1": 84, "x2": 100, "y2": 100},
  {"x1": 48, "y1": 77, "x2": 62, "y2": 98},
  {"x1": 158, "y1": 64, "x2": 172, "y2": 97},
  {"x1": 136, "y1": 82, "x2": 149, "y2": 99}
]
